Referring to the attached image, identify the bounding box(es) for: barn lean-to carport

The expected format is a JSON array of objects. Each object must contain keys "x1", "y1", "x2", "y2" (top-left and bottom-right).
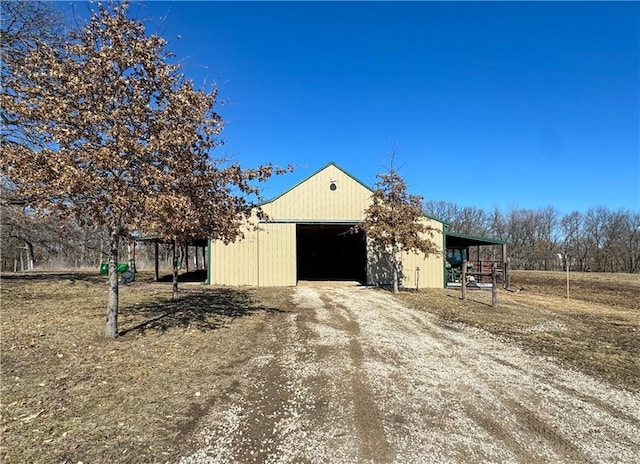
[
  {"x1": 444, "y1": 230, "x2": 509, "y2": 288},
  {"x1": 296, "y1": 223, "x2": 367, "y2": 282}
]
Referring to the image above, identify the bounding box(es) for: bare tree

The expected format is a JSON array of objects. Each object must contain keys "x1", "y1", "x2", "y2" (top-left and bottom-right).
[
  {"x1": 621, "y1": 212, "x2": 640, "y2": 273},
  {"x1": 560, "y1": 211, "x2": 586, "y2": 271}
]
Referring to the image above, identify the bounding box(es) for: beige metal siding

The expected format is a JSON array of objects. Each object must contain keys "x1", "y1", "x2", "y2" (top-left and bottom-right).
[
  {"x1": 262, "y1": 164, "x2": 372, "y2": 221},
  {"x1": 210, "y1": 163, "x2": 446, "y2": 288},
  {"x1": 400, "y1": 250, "x2": 443, "y2": 289},
  {"x1": 366, "y1": 218, "x2": 444, "y2": 289},
  {"x1": 209, "y1": 223, "x2": 258, "y2": 286},
  {"x1": 401, "y1": 218, "x2": 444, "y2": 289},
  {"x1": 257, "y1": 223, "x2": 296, "y2": 286}
]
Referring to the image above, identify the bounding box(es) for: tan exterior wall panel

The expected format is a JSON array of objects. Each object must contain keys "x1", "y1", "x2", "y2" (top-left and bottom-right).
[
  {"x1": 209, "y1": 224, "x2": 258, "y2": 286},
  {"x1": 401, "y1": 219, "x2": 444, "y2": 289},
  {"x1": 257, "y1": 223, "x2": 296, "y2": 286},
  {"x1": 262, "y1": 164, "x2": 372, "y2": 222},
  {"x1": 400, "y1": 250, "x2": 443, "y2": 289},
  {"x1": 366, "y1": 218, "x2": 444, "y2": 289}
]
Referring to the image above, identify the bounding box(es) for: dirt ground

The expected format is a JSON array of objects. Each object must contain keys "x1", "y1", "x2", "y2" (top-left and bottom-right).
[{"x1": 178, "y1": 284, "x2": 640, "y2": 464}]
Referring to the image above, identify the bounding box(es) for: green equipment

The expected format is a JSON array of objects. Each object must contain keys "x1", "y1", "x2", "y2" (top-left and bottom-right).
[{"x1": 99, "y1": 263, "x2": 130, "y2": 275}]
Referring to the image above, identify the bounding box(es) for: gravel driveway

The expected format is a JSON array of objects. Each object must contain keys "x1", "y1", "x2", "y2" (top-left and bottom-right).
[{"x1": 179, "y1": 285, "x2": 640, "y2": 463}]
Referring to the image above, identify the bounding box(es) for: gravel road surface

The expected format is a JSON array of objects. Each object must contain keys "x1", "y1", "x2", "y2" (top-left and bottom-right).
[{"x1": 178, "y1": 285, "x2": 640, "y2": 463}]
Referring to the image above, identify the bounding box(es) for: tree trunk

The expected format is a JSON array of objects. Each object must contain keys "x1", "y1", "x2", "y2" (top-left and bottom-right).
[
  {"x1": 128, "y1": 238, "x2": 136, "y2": 273},
  {"x1": 105, "y1": 229, "x2": 119, "y2": 338},
  {"x1": 392, "y1": 244, "x2": 399, "y2": 293},
  {"x1": 24, "y1": 239, "x2": 35, "y2": 270},
  {"x1": 172, "y1": 239, "x2": 179, "y2": 300}
]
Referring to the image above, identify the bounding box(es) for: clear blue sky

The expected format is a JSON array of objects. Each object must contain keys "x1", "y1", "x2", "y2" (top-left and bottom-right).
[{"x1": 59, "y1": 1, "x2": 639, "y2": 214}]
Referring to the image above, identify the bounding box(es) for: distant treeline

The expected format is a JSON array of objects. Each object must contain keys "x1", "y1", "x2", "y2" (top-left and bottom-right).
[
  {"x1": 424, "y1": 201, "x2": 640, "y2": 274},
  {"x1": 2, "y1": 201, "x2": 638, "y2": 274},
  {"x1": 1, "y1": 205, "x2": 178, "y2": 272}
]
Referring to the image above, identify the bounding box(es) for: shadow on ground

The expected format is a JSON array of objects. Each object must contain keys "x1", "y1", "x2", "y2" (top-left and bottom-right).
[
  {"x1": 157, "y1": 269, "x2": 207, "y2": 283},
  {"x1": 0, "y1": 271, "x2": 106, "y2": 284},
  {"x1": 446, "y1": 292, "x2": 494, "y2": 307},
  {"x1": 119, "y1": 287, "x2": 284, "y2": 336}
]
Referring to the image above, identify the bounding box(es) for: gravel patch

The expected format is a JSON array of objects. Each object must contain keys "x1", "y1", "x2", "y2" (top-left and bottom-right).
[{"x1": 178, "y1": 285, "x2": 640, "y2": 463}]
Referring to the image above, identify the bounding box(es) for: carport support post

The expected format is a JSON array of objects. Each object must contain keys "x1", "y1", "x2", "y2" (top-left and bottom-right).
[
  {"x1": 154, "y1": 241, "x2": 159, "y2": 282},
  {"x1": 492, "y1": 262, "x2": 498, "y2": 307},
  {"x1": 461, "y1": 260, "x2": 467, "y2": 300},
  {"x1": 128, "y1": 238, "x2": 136, "y2": 273},
  {"x1": 502, "y1": 244, "x2": 509, "y2": 289}
]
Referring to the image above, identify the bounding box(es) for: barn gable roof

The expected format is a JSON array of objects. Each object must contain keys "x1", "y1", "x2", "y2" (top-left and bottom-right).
[{"x1": 261, "y1": 161, "x2": 373, "y2": 206}]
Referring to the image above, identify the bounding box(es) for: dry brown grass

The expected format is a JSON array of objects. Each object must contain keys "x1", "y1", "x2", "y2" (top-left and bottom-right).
[
  {"x1": 0, "y1": 271, "x2": 294, "y2": 464},
  {"x1": 398, "y1": 270, "x2": 640, "y2": 392}
]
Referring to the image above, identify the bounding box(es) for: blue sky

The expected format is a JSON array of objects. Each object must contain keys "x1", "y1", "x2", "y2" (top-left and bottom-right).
[{"x1": 60, "y1": 1, "x2": 639, "y2": 214}]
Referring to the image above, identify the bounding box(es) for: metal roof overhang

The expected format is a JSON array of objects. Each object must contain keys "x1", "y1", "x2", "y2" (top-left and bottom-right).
[
  {"x1": 137, "y1": 235, "x2": 208, "y2": 247},
  {"x1": 445, "y1": 231, "x2": 506, "y2": 249}
]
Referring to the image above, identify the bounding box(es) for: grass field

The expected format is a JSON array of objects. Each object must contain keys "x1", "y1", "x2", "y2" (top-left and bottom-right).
[{"x1": 1, "y1": 270, "x2": 638, "y2": 463}]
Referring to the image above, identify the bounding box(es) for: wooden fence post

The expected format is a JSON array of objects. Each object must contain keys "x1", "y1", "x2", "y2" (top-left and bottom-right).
[
  {"x1": 461, "y1": 260, "x2": 467, "y2": 300},
  {"x1": 492, "y1": 262, "x2": 498, "y2": 307},
  {"x1": 503, "y1": 260, "x2": 509, "y2": 289}
]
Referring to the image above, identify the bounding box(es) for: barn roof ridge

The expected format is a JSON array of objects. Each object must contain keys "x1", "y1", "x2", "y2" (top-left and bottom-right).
[{"x1": 260, "y1": 161, "x2": 373, "y2": 206}]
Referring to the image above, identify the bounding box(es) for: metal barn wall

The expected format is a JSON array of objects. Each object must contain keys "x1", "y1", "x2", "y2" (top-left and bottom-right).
[
  {"x1": 401, "y1": 218, "x2": 445, "y2": 289},
  {"x1": 261, "y1": 164, "x2": 372, "y2": 221},
  {"x1": 366, "y1": 218, "x2": 445, "y2": 289},
  {"x1": 209, "y1": 223, "x2": 258, "y2": 286},
  {"x1": 209, "y1": 162, "x2": 447, "y2": 288},
  {"x1": 209, "y1": 222, "x2": 297, "y2": 286},
  {"x1": 257, "y1": 223, "x2": 296, "y2": 286}
]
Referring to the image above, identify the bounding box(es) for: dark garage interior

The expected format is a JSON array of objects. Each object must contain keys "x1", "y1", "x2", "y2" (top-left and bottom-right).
[{"x1": 296, "y1": 224, "x2": 367, "y2": 282}]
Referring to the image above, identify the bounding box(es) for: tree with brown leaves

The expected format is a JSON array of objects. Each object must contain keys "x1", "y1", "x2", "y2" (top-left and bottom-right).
[
  {"x1": 361, "y1": 162, "x2": 439, "y2": 293},
  {"x1": 1, "y1": 3, "x2": 286, "y2": 336},
  {"x1": 1, "y1": 1, "x2": 65, "y2": 153}
]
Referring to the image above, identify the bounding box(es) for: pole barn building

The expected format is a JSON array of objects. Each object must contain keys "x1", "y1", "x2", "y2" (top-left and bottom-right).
[{"x1": 208, "y1": 162, "x2": 446, "y2": 288}]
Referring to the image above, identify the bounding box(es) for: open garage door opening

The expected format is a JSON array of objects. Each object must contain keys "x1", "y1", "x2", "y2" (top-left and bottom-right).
[{"x1": 297, "y1": 224, "x2": 367, "y2": 283}]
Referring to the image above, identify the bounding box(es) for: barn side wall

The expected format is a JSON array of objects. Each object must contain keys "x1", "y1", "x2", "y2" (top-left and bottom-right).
[
  {"x1": 209, "y1": 221, "x2": 297, "y2": 286},
  {"x1": 209, "y1": 222, "x2": 258, "y2": 286},
  {"x1": 401, "y1": 218, "x2": 445, "y2": 289},
  {"x1": 366, "y1": 218, "x2": 444, "y2": 289}
]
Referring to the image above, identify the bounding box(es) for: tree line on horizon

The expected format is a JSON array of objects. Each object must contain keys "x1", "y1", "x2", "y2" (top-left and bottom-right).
[
  {"x1": 3, "y1": 200, "x2": 638, "y2": 275},
  {"x1": 423, "y1": 200, "x2": 640, "y2": 274}
]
